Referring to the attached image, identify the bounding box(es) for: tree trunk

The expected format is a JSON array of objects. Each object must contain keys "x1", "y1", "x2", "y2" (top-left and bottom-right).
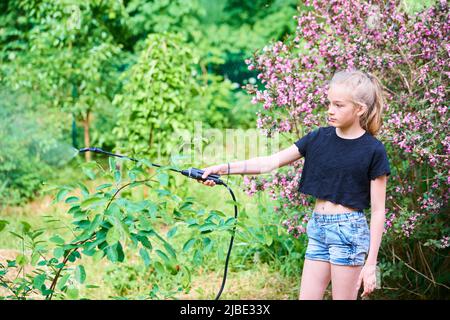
[{"x1": 83, "y1": 110, "x2": 91, "y2": 162}]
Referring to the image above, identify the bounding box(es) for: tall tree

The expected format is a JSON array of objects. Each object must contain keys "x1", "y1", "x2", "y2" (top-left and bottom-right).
[{"x1": 2, "y1": 0, "x2": 127, "y2": 161}]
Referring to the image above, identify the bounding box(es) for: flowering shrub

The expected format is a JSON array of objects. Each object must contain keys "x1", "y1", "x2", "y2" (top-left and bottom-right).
[{"x1": 242, "y1": 0, "x2": 449, "y2": 298}]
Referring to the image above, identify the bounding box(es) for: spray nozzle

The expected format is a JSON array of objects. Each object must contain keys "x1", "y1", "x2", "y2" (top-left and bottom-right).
[
  {"x1": 79, "y1": 147, "x2": 103, "y2": 153},
  {"x1": 181, "y1": 168, "x2": 224, "y2": 185}
]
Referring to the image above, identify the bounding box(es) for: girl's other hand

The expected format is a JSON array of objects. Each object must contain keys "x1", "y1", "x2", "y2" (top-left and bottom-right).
[{"x1": 356, "y1": 264, "x2": 378, "y2": 298}]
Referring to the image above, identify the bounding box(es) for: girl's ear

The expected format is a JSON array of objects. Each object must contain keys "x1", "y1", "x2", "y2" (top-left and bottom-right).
[{"x1": 355, "y1": 103, "x2": 367, "y2": 117}]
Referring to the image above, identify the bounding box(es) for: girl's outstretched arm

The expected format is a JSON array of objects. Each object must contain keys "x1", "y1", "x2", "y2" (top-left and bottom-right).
[{"x1": 198, "y1": 144, "x2": 303, "y2": 186}]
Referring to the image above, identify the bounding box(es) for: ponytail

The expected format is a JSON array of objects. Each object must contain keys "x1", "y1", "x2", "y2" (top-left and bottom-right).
[{"x1": 360, "y1": 72, "x2": 386, "y2": 137}]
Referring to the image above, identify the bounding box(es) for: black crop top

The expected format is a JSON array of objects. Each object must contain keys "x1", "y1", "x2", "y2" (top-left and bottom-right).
[{"x1": 294, "y1": 126, "x2": 391, "y2": 211}]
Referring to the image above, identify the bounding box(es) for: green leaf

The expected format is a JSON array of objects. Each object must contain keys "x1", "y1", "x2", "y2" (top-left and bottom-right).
[
  {"x1": 153, "y1": 261, "x2": 165, "y2": 274},
  {"x1": 105, "y1": 202, "x2": 121, "y2": 217},
  {"x1": 265, "y1": 235, "x2": 273, "y2": 246},
  {"x1": 147, "y1": 202, "x2": 158, "y2": 218},
  {"x1": 115, "y1": 242, "x2": 125, "y2": 263},
  {"x1": 96, "y1": 183, "x2": 112, "y2": 191},
  {"x1": 88, "y1": 214, "x2": 103, "y2": 233},
  {"x1": 81, "y1": 249, "x2": 95, "y2": 257},
  {"x1": 33, "y1": 274, "x2": 46, "y2": 290},
  {"x1": 179, "y1": 201, "x2": 194, "y2": 211},
  {"x1": 156, "y1": 189, "x2": 171, "y2": 198},
  {"x1": 181, "y1": 265, "x2": 192, "y2": 288},
  {"x1": 128, "y1": 169, "x2": 137, "y2": 181},
  {"x1": 75, "y1": 265, "x2": 86, "y2": 284},
  {"x1": 53, "y1": 247, "x2": 65, "y2": 259},
  {"x1": 67, "y1": 250, "x2": 81, "y2": 263},
  {"x1": 157, "y1": 172, "x2": 169, "y2": 186},
  {"x1": 77, "y1": 183, "x2": 90, "y2": 197},
  {"x1": 139, "y1": 248, "x2": 151, "y2": 267},
  {"x1": 106, "y1": 242, "x2": 124, "y2": 263},
  {"x1": 68, "y1": 205, "x2": 82, "y2": 215},
  {"x1": 92, "y1": 250, "x2": 104, "y2": 263},
  {"x1": 167, "y1": 226, "x2": 177, "y2": 238},
  {"x1": 224, "y1": 217, "x2": 236, "y2": 226},
  {"x1": 80, "y1": 196, "x2": 105, "y2": 210},
  {"x1": 209, "y1": 209, "x2": 226, "y2": 217},
  {"x1": 49, "y1": 235, "x2": 65, "y2": 245},
  {"x1": 203, "y1": 237, "x2": 212, "y2": 247},
  {"x1": 114, "y1": 170, "x2": 121, "y2": 184},
  {"x1": 31, "y1": 230, "x2": 44, "y2": 240},
  {"x1": 137, "y1": 235, "x2": 152, "y2": 250},
  {"x1": 193, "y1": 249, "x2": 202, "y2": 265},
  {"x1": 72, "y1": 216, "x2": 101, "y2": 243},
  {"x1": 20, "y1": 221, "x2": 31, "y2": 234},
  {"x1": 156, "y1": 250, "x2": 170, "y2": 263},
  {"x1": 7, "y1": 260, "x2": 16, "y2": 268},
  {"x1": 106, "y1": 245, "x2": 118, "y2": 262},
  {"x1": 84, "y1": 168, "x2": 96, "y2": 181},
  {"x1": 56, "y1": 189, "x2": 69, "y2": 202},
  {"x1": 0, "y1": 220, "x2": 9, "y2": 232},
  {"x1": 82, "y1": 166, "x2": 96, "y2": 180},
  {"x1": 9, "y1": 231, "x2": 24, "y2": 240},
  {"x1": 109, "y1": 157, "x2": 116, "y2": 172},
  {"x1": 31, "y1": 251, "x2": 41, "y2": 265},
  {"x1": 106, "y1": 226, "x2": 121, "y2": 245},
  {"x1": 65, "y1": 196, "x2": 79, "y2": 204},
  {"x1": 139, "y1": 159, "x2": 154, "y2": 169},
  {"x1": 16, "y1": 254, "x2": 27, "y2": 267},
  {"x1": 199, "y1": 223, "x2": 216, "y2": 233},
  {"x1": 66, "y1": 287, "x2": 79, "y2": 300},
  {"x1": 163, "y1": 242, "x2": 177, "y2": 259},
  {"x1": 183, "y1": 238, "x2": 196, "y2": 252},
  {"x1": 57, "y1": 274, "x2": 70, "y2": 290}
]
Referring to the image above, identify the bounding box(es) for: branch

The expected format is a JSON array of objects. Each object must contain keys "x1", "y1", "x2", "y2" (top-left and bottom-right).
[
  {"x1": 392, "y1": 251, "x2": 450, "y2": 290},
  {"x1": 46, "y1": 178, "x2": 156, "y2": 300}
]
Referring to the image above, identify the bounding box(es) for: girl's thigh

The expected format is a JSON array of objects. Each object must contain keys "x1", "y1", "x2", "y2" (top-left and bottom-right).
[
  {"x1": 299, "y1": 259, "x2": 331, "y2": 300},
  {"x1": 330, "y1": 264, "x2": 363, "y2": 300}
]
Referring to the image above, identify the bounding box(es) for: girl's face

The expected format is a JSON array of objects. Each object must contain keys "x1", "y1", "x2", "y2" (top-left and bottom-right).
[{"x1": 326, "y1": 84, "x2": 366, "y2": 128}]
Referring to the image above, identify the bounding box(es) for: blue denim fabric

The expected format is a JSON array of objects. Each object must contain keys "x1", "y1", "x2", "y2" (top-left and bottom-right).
[{"x1": 305, "y1": 211, "x2": 370, "y2": 266}]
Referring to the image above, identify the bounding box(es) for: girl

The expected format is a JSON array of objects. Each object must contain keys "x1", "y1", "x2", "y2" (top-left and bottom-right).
[{"x1": 197, "y1": 69, "x2": 391, "y2": 300}]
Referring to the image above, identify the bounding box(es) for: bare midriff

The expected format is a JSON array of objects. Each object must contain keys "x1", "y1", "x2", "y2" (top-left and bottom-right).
[{"x1": 313, "y1": 198, "x2": 360, "y2": 214}]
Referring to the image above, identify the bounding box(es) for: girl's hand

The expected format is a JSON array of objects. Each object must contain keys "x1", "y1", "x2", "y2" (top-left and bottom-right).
[
  {"x1": 356, "y1": 264, "x2": 378, "y2": 298},
  {"x1": 196, "y1": 164, "x2": 226, "y2": 187}
]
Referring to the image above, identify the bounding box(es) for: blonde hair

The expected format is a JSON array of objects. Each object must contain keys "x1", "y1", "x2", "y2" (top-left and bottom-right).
[{"x1": 329, "y1": 69, "x2": 386, "y2": 136}]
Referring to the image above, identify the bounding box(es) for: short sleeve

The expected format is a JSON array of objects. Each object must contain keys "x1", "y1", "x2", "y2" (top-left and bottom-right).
[
  {"x1": 294, "y1": 128, "x2": 320, "y2": 157},
  {"x1": 369, "y1": 143, "x2": 391, "y2": 180}
]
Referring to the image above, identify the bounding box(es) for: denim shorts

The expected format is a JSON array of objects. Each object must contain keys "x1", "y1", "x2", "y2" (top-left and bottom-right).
[{"x1": 305, "y1": 211, "x2": 370, "y2": 266}]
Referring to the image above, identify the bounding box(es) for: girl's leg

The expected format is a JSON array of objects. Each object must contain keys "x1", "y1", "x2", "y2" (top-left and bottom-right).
[
  {"x1": 330, "y1": 264, "x2": 363, "y2": 300},
  {"x1": 298, "y1": 259, "x2": 331, "y2": 300}
]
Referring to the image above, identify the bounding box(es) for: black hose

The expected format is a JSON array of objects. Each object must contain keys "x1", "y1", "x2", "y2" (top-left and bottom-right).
[{"x1": 214, "y1": 183, "x2": 238, "y2": 300}]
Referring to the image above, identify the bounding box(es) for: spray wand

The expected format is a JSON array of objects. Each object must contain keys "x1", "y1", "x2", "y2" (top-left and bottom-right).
[{"x1": 78, "y1": 147, "x2": 237, "y2": 300}]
